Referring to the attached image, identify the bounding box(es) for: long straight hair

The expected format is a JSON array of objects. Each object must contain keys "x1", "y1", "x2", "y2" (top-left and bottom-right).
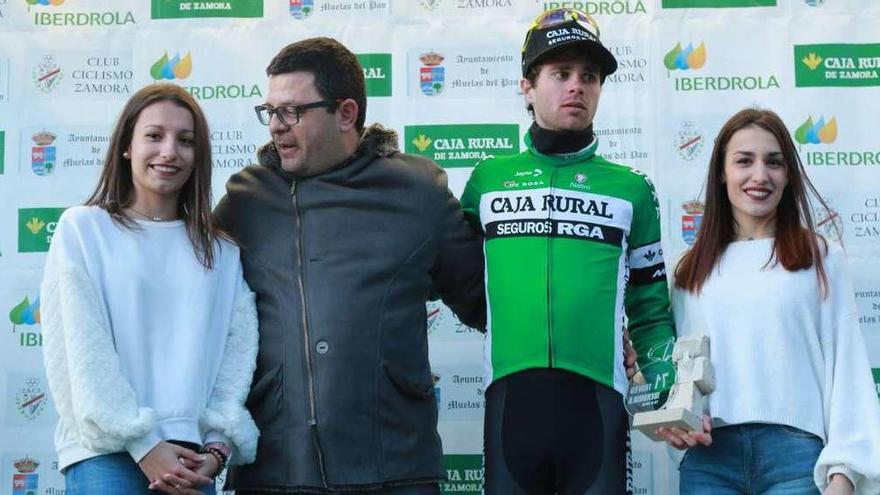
[
  {"x1": 85, "y1": 83, "x2": 221, "y2": 269},
  {"x1": 674, "y1": 108, "x2": 837, "y2": 295}
]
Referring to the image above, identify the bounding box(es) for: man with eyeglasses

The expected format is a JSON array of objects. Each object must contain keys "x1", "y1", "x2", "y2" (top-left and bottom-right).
[
  {"x1": 460, "y1": 8, "x2": 675, "y2": 494},
  {"x1": 214, "y1": 37, "x2": 485, "y2": 495}
]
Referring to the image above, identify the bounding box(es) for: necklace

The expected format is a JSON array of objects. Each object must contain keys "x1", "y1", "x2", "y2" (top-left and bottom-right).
[
  {"x1": 127, "y1": 206, "x2": 178, "y2": 222},
  {"x1": 735, "y1": 232, "x2": 774, "y2": 241}
]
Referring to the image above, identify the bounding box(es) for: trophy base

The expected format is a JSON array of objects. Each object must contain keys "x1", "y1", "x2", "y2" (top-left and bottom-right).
[{"x1": 632, "y1": 407, "x2": 703, "y2": 441}]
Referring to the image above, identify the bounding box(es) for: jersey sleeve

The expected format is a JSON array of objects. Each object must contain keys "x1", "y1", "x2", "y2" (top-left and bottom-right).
[
  {"x1": 460, "y1": 162, "x2": 485, "y2": 231},
  {"x1": 624, "y1": 171, "x2": 676, "y2": 366},
  {"x1": 431, "y1": 166, "x2": 487, "y2": 331}
]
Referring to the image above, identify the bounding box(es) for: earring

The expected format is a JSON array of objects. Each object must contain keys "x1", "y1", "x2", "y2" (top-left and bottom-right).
[{"x1": 123, "y1": 151, "x2": 130, "y2": 159}]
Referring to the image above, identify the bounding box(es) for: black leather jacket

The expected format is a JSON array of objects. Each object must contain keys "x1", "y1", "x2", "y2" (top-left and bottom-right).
[{"x1": 215, "y1": 124, "x2": 485, "y2": 492}]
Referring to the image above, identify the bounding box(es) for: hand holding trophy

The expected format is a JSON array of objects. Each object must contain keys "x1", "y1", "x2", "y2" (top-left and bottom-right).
[{"x1": 627, "y1": 335, "x2": 714, "y2": 441}]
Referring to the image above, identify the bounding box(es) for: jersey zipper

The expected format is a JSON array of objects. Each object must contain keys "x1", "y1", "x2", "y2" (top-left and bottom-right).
[
  {"x1": 290, "y1": 181, "x2": 327, "y2": 485},
  {"x1": 546, "y1": 166, "x2": 556, "y2": 368}
]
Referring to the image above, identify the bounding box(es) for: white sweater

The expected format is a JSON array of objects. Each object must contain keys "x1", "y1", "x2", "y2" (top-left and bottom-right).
[
  {"x1": 41, "y1": 206, "x2": 259, "y2": 470},
  {"x1": 672, "y1": 238, "x2": 880, "y2": 494}
]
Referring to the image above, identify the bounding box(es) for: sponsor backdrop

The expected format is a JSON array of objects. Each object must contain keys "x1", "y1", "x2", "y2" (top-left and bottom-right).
[{"x1": 1, "y1": 0, "x2": 878, "y2": 494}]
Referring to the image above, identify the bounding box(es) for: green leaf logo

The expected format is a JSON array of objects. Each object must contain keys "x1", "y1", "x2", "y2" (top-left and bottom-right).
[
  {"x1": 794, "y1": 116, "x2": 814, "y2": 145},
  {"x1": 664, "y1": 43, "x2": 682, "y2": 71},
  {"x1": 9, "y1": 296, "x2": 40, "y2": 330},
  {"x1": 9, "y1": 297, "x2": 29, "y2": 325},
  {"x1": 150, "y1": 52, "x2": 170, "y2": 80}
]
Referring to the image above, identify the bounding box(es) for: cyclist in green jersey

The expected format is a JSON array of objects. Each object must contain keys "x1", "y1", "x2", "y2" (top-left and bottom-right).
[{"x1": 461, "y1": 8, "x2": 676, "y2": 495}]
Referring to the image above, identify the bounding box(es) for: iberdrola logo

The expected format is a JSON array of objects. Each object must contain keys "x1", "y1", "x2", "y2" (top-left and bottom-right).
[
  {"x1": 793, "y1": 115, "x2": 877, "y2": 167},
  {"x1": 667, "y1": 39, "x2": 779, "y2": 92},
  {"x1": 794, "y1": 116, "x2": 837, "y2": 146},
  {"x1": 150, "y1": 51, "x2": 192, "y2": 80},
  {"x1": 9, "y1": 296, "x2": 40, "y2": 331},
  {"x1": 663, "y1": 42, "x2": 707, "y2": 73},
  {"x1": 26, "y1": 0, "x2": 64, "y2": 5}
]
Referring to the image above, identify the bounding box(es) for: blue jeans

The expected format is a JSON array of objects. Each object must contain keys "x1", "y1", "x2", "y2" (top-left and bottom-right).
[
  {"x1": 679, "y1": 423, "x2": 822, "y2": 495},
  {"x1": 65, "y1": 453, "x2": 217, "y2": 495}
]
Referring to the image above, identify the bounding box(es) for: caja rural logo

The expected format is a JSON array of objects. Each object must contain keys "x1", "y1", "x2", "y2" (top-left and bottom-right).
[
  {"x1": 356, "y1": 54, "x2": 392, "y2": 97},
  {"x1": 794, "y1": 115, "x2": 880, "y2": 167},
  {"x1": 664, "y1": 41, "x2": 779, "y2": 91},
  {"x1": 442, "y1": 455, "x2": 484, "y2": 494},
  {"x1": 18, "y1": 207, "x2": 65, "y2": 253},
  {"x1": 795, "y1": 44, "x2": 880, "y2": 87},
  {"x1": 405, "y1": 124, "x2": 518, "y2": 168},
  {"x1": 151, "y1": 0, "x2": 264, "y2": 19}
]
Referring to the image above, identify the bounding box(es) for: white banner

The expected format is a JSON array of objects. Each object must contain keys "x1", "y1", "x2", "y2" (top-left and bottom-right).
[{"x1": 1, "y1": 1, "x2": 878, "y2": 494}]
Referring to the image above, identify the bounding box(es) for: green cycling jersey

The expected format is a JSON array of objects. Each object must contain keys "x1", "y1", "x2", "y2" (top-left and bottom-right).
[{"x1": 461, "y1": 133, "x2": 676, "y2": 394}]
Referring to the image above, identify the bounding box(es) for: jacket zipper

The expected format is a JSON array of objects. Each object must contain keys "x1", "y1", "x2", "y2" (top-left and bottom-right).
[
  {"x1": 546, "y1": 166, "x2": 555, "y2": 368},
  {"x1": 291, "y1": 181, "x2": 327, "y2": 484}
]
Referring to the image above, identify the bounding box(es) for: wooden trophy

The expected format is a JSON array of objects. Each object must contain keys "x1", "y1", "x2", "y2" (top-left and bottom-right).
[{"x1": 632, "y1": 335, "x2": 713, "y2": 441}]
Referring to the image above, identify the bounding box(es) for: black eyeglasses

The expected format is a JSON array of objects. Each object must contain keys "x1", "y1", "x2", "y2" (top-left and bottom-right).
[{"x1": 254, "y1": 99, "x2": 340, "y2": 126}]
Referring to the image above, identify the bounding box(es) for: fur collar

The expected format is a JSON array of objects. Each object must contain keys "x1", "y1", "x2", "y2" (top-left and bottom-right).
[{"x1": 256, "y1": 123, "x2": 399, "y2": 173}]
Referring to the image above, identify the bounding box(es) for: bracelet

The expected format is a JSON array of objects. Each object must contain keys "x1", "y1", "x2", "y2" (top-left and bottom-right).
[
  {"x1": 204, "y1": 441, "x2": 231, "y2": 459},
  {"x1": 200, "y1": 446, "x2": 228, "y2": 473}
]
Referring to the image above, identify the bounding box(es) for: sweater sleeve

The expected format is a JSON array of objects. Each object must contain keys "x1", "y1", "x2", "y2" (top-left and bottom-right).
[
  {"x1": 40, "y1": 212, "x2": 159, "y2": 462},
  {"x1": 200, "y1": 273, "x2": 260, "y2": 465},
  {"x1": 814, "y1": 245, "x2": 880, "y2": 494}
]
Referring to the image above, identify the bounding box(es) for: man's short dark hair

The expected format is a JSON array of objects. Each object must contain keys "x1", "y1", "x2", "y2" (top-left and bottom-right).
[{"x1": 267, "y1": 37, "x2": 367, "y2": 132}]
